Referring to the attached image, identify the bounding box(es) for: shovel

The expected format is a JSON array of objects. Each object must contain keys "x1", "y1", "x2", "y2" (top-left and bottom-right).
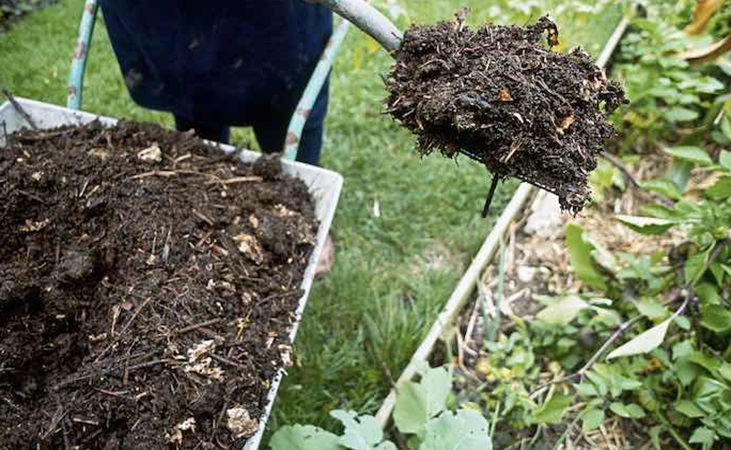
[{"x1": 315, "y1": 0, "x2": 506, "y2": 216}]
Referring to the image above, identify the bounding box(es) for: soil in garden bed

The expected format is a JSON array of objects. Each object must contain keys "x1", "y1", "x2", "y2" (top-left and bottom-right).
[
  {"x1": 0, "y1": 122, "x2": 318, "y2": 449},
  {"x1": 384, "y1": 13, "x2": 627, "y2": 213}
]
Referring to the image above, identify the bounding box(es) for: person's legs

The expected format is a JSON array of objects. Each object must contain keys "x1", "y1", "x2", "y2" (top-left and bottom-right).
[
  {"x1": 252, "y1": 75, "x2": 329, "y2": 165},
  {"x1": 174, "y1": 115, "x2": 231, "y2": 144}
]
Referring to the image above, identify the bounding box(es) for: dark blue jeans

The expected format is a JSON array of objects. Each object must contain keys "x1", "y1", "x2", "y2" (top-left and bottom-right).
[{"x1": 100, "y1": 0, "x2": 332, "y2": 166}]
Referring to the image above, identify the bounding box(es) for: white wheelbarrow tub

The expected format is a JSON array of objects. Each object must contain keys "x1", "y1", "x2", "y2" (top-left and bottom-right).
[{"x1": 0, "y1": 98, "x2": 344, "y2": 450}]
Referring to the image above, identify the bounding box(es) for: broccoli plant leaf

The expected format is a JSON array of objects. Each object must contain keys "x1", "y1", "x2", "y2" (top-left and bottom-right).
[
  {"x1": 420, "y1": 410, "x2": 492, "y2": 450},
  {"x1": 393, "y1": 366, "x2": 451, "y2": 438},
  {"x1": 330, "y1": 410, "x2": 395, "y2": 450},
  {"x1": 270, "y1": 424, "x2": 342, "y2": 450}
]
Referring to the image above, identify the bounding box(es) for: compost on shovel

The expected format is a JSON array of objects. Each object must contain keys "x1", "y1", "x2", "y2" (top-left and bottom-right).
[
  {"x1": 0, "y1": 122, "x2": 317, "y2": 448},
  {"x1": 384, "y1": 14, "x2": 627, "y2": 213}
]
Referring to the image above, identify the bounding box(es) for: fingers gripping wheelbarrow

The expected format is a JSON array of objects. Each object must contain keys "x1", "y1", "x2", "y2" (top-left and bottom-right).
[{"x1": 66, "y1": 0, "x2": 351, "y2": 163}]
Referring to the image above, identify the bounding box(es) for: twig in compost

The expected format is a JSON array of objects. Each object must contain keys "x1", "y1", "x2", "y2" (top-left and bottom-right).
[
  {"x1": 17, "y1": 189, "x2": 47, "y2": 204},
  {"x1": 210, "y1": 353, "x2": 248, "y2": 371},
  {"x1": 128, "y1": 169, "x2": 224, "y2": 184},
  {"x1": 94, "y1": 297, "x2": 153, "y2": 363},
  {"x1": 206, "y1": 176, "x2": 263, "y2": 185},
  {"x1": 192, "y1": 209, "x2": 215, "y2": 227},
  {"x1": 2, "y1": 88, "x2": 38, "y2": 130},
  {"x1": 174, "y1": 318, "x2": 222, "y2": 335}
]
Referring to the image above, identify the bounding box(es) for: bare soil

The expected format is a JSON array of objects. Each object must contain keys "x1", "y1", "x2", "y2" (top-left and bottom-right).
[
  {"x1": 384, "y1": 14, "x2": 627, "y2": 212},
  {"x1": 0, "y1": 122, "x2": 318, "y2": 449}
]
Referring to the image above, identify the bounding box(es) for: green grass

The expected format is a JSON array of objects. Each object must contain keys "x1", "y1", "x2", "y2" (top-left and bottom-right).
[{"x1": 0, "y1": 0, "x2": 623, "y2": 439}]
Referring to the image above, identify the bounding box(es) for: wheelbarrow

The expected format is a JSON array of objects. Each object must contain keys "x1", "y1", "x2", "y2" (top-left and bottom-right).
[{"x1": 1, "y1": 2, "x2": 353, "y2": 449}]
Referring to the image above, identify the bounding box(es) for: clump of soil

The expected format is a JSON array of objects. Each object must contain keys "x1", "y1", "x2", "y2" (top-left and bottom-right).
[
  {"x1": 384, "y1": 13, "x2": 627, "y2": 212},
  {"x1": 0, "y1": 122, "x2": 318, "y2": 449}
]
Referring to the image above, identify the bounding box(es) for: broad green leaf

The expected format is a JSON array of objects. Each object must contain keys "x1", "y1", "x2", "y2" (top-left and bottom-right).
[
  {"x1": 330, "y1": 410, "x2": 393, "y2": 450},
  {"x1": 676, "y1": 359, "x2": 702, "y2": 386},
  {"x1": 719, "y1": 363, "x2": 731, "y2": 382},
  {"x1": 393, "y1": 366, "x2": 450, "y2": 437},
  {"x1": 574, "y1": 383, "x2": 597, "y2": 397},
  {"x1": 532, "y1": 394, "x2": 574, "y2": 425},
  {"x1": 566, "y1": 224, "x2": 606, "y2": 290},
  {"x1": 696, "y1": 283, "x2": 722, "y2": 306},
  {"x1": 270, "y1": 425, "x2": 342, "y2": 450},
  {"x1": 666, "y1": 160, "x2": 693, "y2": 191},
  {"x1": 675, "y1": 315, "x2": 691, "y2": 330},
  {"x1": 694, "y1": 77, "x2": 725, "y2": 93},
  {"x1": 636, "y1": 298, "x2": 669, "y2": 321},
  {"x1": 420, "y1": 410, "x2": 492, "y2": 450},
  {"x1": 707, "y1": 176, "x2": 731, "y2": 200},
  {"x1": 700, "y1": 305, "x2": 731, "y2": 333},
  {"x1": 672, "y1": 340, "x2": 693, "y2": 360},
  {"x1": 686, "y1": 352, "x2": 721, "y2": 373},
  {"x1": 536, "y1": 295, "x2": 589, "y2": 326},
  {"x1": 585, "y1": 371, "x2": 608, "y2": 397},
  {"x1": 664, "y1": 146, "x2": 713, "y2": 166},
  {"x1": 581, "y1": 408, "x2": 604, "y2": 432},
  {"x1": 615, "y1": 215, "x2": 676, "y2": 235},
  {"x1": 676, "y1": 400, "x2": 704, "y2": 418},
  {"x1": 720, "y1": 150, "x2": 731, "y2": 170},
  {"x1": 641, "y1": 179, "x2": 682, "y2": 200},
  {"x1": 607, "y1": 318, "x2": 672, "y2": 359},
  {"x1": 609, "y1": 402, "x2": 645, "y2": 418},
  {"x1": 694, "y1": 376, "x2": 726, "y2": 399},
  {"x1": 664, "y1": 107, "x2": 699, "y2": 122},
  {"x1": 710, "y1": 263, "x2": 725, "y2": 285},
  {"x1": 684, "y1": 249, "x2": 710, "y2": 286},
  {"x1": 689, "y1": 427, "x2": 716, "y2": 449}
]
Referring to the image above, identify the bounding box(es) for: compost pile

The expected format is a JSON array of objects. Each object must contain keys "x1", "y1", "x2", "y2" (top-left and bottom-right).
[
  {"x1": 384, "y1": 14, "x2": 627, "y2": 212},
  {"x1": 0, "y1": 122, "x2": 318, "y2": 449}
]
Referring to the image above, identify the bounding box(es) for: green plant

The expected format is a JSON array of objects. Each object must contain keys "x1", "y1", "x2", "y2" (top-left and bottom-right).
[
  {"x1": 270, "y1": 365, "x2": 492, "y2": 450},
  {"x1": 613, "y1": 17, "x2": 727, "y2": 147},
  {"x1": 460, "y1": 121, "x2": 731, "y2": 448}
]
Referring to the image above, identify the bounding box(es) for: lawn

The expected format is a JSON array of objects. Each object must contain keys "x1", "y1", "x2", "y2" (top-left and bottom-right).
[{"x1": 0, "y1": 0, "x2": 621, "y2": 436}]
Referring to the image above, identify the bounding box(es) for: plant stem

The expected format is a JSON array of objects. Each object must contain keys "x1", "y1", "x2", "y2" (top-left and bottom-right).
[
  {"x1": 551, "y1": 413, "x2": 581, "y2": 450},
  {"x1": 654, "y1": 410, "x2": 693, "y2": 450}
]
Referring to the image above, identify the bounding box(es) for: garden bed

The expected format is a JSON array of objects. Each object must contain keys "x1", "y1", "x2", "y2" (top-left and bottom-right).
[
  {"x1": 447, "y1": 146, "x2": 725, "y2": 449},
  {"x1": 0, "y1": 100, "x2": 342, "y2": 449}
]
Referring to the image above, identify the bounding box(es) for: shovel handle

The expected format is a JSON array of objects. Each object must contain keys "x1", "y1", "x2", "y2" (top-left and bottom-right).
[{"x1": 315, "y1": 0, "x2": 403, "y2": 53}]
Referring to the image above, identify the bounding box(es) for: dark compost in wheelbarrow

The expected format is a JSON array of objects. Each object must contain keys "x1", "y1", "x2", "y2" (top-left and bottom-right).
[
  {"x1": 384, "y1": 15, "x2": 627, "y2": 212},
  {"x1": 0, "y1": 122, "x2": 317, "y2": 449}
]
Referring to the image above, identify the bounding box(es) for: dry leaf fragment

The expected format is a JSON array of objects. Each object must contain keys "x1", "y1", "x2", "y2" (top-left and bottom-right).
[
  {"x1": 226, "y1": 407, "x2": 259, "y2": 438},
  {"x1": 560, "y1": 115, "x2": 575, "y2": 130},
  {"x1": 498, "y1": 88, "x2": 513, "y2": 101},
  {"x1": 167, "y1": 417, "x2": 196, "y2": 444},
  {"x1": 233, "y1": 233, "x2": 264, "y2": 264},
  {"x1": 137, "y1": 143, "x2": 162, "y2": 162},
  {"x1": 19, "y1": 218, "x2": 50, "y2": 232},
  {"x1": 684, "y1": 0, "x2": 723, "y2": 35}
]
